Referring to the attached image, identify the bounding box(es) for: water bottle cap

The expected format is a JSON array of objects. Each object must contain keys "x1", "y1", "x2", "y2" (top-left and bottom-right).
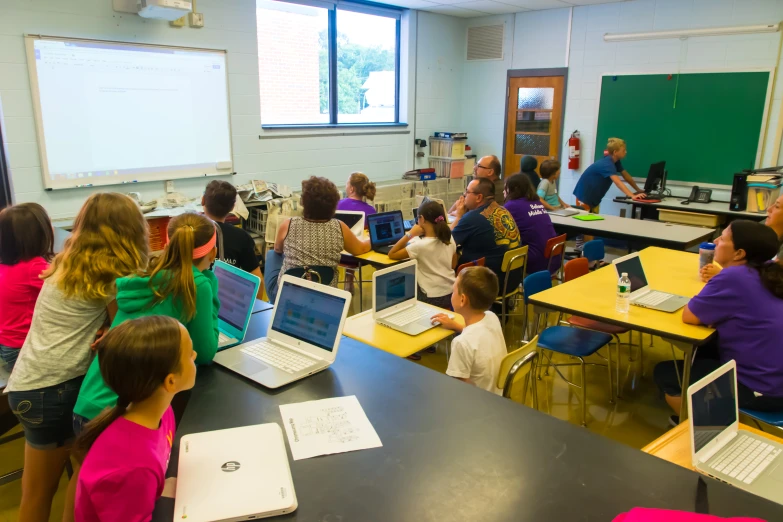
[
  {"x1": 621, "y1": 272, "x2": 627, "y2": 277},
  {"x1": 700, "y1": 242, "x2": 716, "y2": 250}
]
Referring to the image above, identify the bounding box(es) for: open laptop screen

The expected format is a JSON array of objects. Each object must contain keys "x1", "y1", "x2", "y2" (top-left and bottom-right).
[
  {"x1": 691, "y1": 367, "x2": 737, "y2": 452},
  {"x1": 375, "y1": 264, "x2": 416, "y2": 312},
  {"x1": 335, "y1": 211, "x2": 363, "y2": 229},
  {"x1": 215, "y1": 265, "x2": 257, "y2": 331},
  {"x1": 367, "y1": 211, "x2": 404, "y2": 247},
  {"x1": 614, "y1": 256, "x2": 648, "y2": 292},
  {"x1": 272, "y1": 281, "x2": 346, "y2": 351}
]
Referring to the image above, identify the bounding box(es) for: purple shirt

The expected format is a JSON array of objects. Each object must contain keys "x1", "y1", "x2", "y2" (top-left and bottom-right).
[
  {"x1": 503, "y1": 197, "x2": 557, "y2": 274},
  {"x1": 337, "y1": 198, "x2": 376, "y2": 216},
  {"x1": 688, "y1": 265, "x2": 783, "y2": 397}
]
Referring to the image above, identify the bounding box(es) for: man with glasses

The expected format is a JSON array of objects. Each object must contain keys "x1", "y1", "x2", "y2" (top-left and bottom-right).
[
  {"x1": 474, "y1": 155, "x2": 504, "y2": 204},
  {"x1": 450, "y1": 178, "x2": 520, "y2": 296}
]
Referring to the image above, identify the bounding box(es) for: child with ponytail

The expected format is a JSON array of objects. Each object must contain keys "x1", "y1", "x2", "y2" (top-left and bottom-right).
[
  {"x1": 74, "y1": 315, "x2": 196, "y2": 522},
  {"x1": 75, "y1": 212, "x2": 219, "y2": 426},
  {"x1": 388, "y1": 200, "x2": 457, "y2": 310}
]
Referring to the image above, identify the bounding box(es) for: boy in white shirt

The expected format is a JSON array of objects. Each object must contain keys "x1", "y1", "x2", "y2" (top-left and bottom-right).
[{"x1": 431, "y1": 266, "x2": 507, "y2": 395}]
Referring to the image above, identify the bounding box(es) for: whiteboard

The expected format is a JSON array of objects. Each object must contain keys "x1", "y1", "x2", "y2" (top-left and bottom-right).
[{"x1": 25, "y1": 35, "x2": 234, "y2": 190}]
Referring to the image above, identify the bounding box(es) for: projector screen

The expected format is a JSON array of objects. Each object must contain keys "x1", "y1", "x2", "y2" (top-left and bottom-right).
[{"x1": 25, "y1": 36, "x2": 234, "y2": 190}]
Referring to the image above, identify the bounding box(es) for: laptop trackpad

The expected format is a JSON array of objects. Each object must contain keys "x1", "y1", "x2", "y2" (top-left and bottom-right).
[{"x1": 231, "y1": 358, "x2": 268, "y2": 375}]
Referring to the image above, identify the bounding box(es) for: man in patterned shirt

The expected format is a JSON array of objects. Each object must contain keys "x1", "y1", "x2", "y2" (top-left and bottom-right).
[{"x1": 451, "y1": 177, "x2": 521, "y2": 295}]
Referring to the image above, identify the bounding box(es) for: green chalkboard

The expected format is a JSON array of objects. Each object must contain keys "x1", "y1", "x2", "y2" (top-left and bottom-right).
[{"x1": 594, "y1": 72, "x2": 770, "y2": 185}]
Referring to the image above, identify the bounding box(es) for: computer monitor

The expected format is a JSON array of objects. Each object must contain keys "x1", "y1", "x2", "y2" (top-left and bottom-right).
[{"x1": 643, "y1": 161, "x2": 667, "y2": 194}]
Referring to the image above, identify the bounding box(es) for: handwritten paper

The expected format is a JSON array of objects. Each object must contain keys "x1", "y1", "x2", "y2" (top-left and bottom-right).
[{"x1": 279, "y1": 396, "x2": 382, "y2": 460}]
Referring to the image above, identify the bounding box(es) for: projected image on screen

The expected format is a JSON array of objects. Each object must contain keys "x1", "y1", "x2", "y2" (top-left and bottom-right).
[{"x1": 27, "y1": 38, "x2": 233, "y2": 189}]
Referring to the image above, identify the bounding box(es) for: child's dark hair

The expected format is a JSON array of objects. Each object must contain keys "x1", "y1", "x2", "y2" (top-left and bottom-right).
[
  {"x1": 418, "y1": 200, "x2": 451, "y2": 245},
  {"x1": 74, "y1": 315, "x2": 183, "y2": 460},
  {"x1": 0, "y1": 202, "x2": 54, "y2": 265},
  {"x1": 728, "y1": 220, "x2": 783, "y2": 298},
  {"x1": 203, "y1": 180, "x2": 237, "y2": 219},
  {"x1": 539, "y1": 159, "x2": 561, "y2": 179},
  {"x1": 147, "y1": 212, "x2": 216, "y2": 321},
  {"x1": 457, "y1": 266, "x2": 498, "y2": 311},
  {"x1": 505, "y1": 174, "x2": 539, "y2": 202}
]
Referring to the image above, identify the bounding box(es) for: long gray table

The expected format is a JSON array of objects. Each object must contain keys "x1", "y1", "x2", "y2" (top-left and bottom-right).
[
  {"x1": 549, "y1": 211, "x2": 716, "y2": 250},
  {"x1": 151, "y1": 310, "x2": 783, "y2": 521},
  {"x1": 614, "y1": 197, "x2": 766, "y2": 221}
]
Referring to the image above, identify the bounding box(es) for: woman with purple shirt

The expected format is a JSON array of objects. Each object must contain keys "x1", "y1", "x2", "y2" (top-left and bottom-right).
[
  {"x1": 502, "y1": 174, "x2": 558, "y2": 275},
  {"x1": 654, "y1": 220, "x2": 783, "y2": 419},
  {"x1": 337, "y1": 172, "x2": 377, "y2": 216}
]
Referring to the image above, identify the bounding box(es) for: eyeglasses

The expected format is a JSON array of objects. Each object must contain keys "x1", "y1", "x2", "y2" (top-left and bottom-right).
[
  {"x1": 464, "y1": 190, "x2": 480, "y2": 196},
  {"x1": 474, "y1": 164, "x2": 491, "y2": 170}
]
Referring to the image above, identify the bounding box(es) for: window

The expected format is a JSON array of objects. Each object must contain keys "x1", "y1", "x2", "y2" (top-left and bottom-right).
[{"x1": 257, "y1": 0, "x2": 401, "y2": 127}]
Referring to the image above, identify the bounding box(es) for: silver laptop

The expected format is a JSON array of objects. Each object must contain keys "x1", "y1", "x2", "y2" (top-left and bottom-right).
[
  {"x1": 335, "y1": 210, "x2": 365, "y2": 237},
  {"x1": 213, "y1": 261, "x2": 261, "y2": 350},
  {"x1": 612, "y1": 252, "x2": 689, "y2": 312},
  {"x1": 548, "y1": 208, "x2": 580, "y2": 217},
  {"x1": 688, "y1": 360, "x2": 783, "y2": 504},
  {"x1": 372, "y1": 260, "x2": 450, "y2": 336},
  {"x1": 174, "y1": 423, "x2": 297, "y2": 521},
  {"x1": 214, "y1": 275, "x2": 351, "y2": 388}
]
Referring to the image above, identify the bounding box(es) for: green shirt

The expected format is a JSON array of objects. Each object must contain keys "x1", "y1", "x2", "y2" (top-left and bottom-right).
[{"x1": 74, "y1": 266, "x2": 220, "y2": 420}]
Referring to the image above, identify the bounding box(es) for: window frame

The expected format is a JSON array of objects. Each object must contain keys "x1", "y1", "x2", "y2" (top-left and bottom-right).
[{"x1": 258, "y1": 0, "x2": 403, "y2": 129}]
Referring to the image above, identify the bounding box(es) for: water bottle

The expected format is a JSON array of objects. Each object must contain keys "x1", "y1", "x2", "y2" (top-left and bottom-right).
[
  {"x1": 699, "y1": 242, "x2": 716, "y2": 271},
  {"x1": 616, "y1": 272, "x2": 631, "y2": 313}
]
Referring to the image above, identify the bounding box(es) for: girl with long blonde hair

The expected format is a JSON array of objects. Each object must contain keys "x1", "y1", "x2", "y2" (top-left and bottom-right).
[{"x1": 6, "y1": 192, "x2": 148, "y2": 522}]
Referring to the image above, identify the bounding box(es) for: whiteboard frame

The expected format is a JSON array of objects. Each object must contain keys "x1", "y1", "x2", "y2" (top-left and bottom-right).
[
  {"x1": 24, "y1": 34, "x2": 235, "y2": 191},
  {"x1": 590, "y1": 66, "x2": 775, "y2": 188}
]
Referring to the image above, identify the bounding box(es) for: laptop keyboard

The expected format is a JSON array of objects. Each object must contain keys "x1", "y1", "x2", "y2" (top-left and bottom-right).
[
  {"x1": 709, "y1": 434, "x2": 782, "y2": 484},
  {"x1": 240, "y1": 339, "x2": 317, "y2": 374},
  {"x1": 385, "y1": 306, "x2": 432, "y2": 327},
  {"x1": 634, "y1": 290, "x2": 671, "y2": 306},
  {"x1": 218, "y1": 332, "x2": 232, "y2": 344}
]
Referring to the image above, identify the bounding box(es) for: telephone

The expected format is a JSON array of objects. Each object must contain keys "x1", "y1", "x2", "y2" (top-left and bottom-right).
[{"x1": 682, "y1": 186, "x2": 712, "y2": 205}]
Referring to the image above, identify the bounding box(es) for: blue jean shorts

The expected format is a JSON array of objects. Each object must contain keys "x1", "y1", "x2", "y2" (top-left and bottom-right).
[
  {"x1": 8, "y1": 376, "x2": 84, "y2": 450},
  {"x1": 0, "y1": 345, "x2": 20, "y2": 371}
]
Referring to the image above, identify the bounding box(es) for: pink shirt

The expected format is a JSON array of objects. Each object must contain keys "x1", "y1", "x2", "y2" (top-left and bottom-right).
[
  {"x1": 76, "y1": 407, "x2": 176, "y2": 522},
  {"x1": 0, "y1": 257, "x2": 48, "y2": 348}
]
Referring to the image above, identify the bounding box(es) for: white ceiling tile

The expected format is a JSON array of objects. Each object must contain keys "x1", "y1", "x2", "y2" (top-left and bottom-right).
[
  {"x1": 500, "y1": 0, "x2": 573, "y2": 8},
  {"x1": 568, "y1": 0, "x2": 626, "y2": 5},
  {"x1": 381, "y1": 0, "x2": 440, "y2": 8},
  {"x1": 423, "y1": 4, "x2": 492, "y2": 16},
  {"x1": 454, "y1": 0, "x2": 527, "y2": 14}
]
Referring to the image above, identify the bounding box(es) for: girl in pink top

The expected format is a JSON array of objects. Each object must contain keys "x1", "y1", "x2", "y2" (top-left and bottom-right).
[
  {"x1": 73, "y1": 315, "x2": 197, "y2": 522},
  {"x1": 0, "y1": 202, "x2": 54, "y2": 370}
]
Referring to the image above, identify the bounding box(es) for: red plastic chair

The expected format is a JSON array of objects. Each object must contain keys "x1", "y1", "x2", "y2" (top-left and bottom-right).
[
  {"x1": 456, "y1": 257, "x2": 485, "y2": 276},
  {"x1": 544, "y1": 233, "x2": 567, "y2": 280}
]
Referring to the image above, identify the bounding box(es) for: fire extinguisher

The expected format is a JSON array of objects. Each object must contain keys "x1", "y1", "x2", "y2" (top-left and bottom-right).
[{"x1": 568, "y1": 130, "x2": 580, "y2": 170}]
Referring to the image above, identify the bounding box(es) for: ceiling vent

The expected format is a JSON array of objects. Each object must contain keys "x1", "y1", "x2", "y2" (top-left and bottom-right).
[{"x1": 467, "y1": 24, "x2": 504, "y2": 61}]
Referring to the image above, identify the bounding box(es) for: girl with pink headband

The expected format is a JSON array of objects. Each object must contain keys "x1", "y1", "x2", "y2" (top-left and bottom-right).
[{"x1": 74, "y1": 212, "x2": 219, "y2": 439}]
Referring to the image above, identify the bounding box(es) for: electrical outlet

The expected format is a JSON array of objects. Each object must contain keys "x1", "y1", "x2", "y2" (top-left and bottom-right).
[
  {"x1": 169, "y1": 15, "x2": 187, "y2": 27},
  {"x1": 189, "y1": 12, "x2": 204, "y2": 28},
  {"x1": 165, "y1": 180, "x2": 175, "y2": 193}
]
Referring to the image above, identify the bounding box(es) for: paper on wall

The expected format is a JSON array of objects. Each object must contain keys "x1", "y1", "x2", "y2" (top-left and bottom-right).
[{"x1": 279, "y1": 396, "x2": 382, "y2": 460}]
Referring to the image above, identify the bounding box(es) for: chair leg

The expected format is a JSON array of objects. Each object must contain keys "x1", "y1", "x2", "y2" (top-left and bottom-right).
[
  {"x1": 531, "y1": 359, "x2": 539, "y2": 410},
  {"x1": 579, "y1": 356, "x2": 587, "y2": 427},
  {"x1": 638, "y1": 336, "x2": 646, "y2": 377},
  {"x1": 614, "y1": 334, "x2": 623, "y2": 399}
]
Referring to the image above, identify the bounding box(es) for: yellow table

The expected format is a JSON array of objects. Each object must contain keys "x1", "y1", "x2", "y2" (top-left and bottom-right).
[
  {"x1": 341, "y1": 231, "x2": 402, "y2": 311},
  {"x1": 342, "y1": 309, "x2": 464, "y2": 358},
  {"x1": 527, "y1": 247, "x2": 715, "y2": 421},
  {"x1": 643, "y1": 422, "x2": 783, "y2": 471}
]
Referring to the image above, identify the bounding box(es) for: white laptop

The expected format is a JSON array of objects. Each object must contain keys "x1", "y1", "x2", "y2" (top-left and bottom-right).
[
  {"x1": 174, "y1": 423, "x2": 297, "y2": 521},
  {"x1": 372, "y1": 260, "x2": 450, "y2": 336},
  {"x1": 335, "y1": 210, "x2": 365, "y2": 237},
  {"x1": 214, "y1": 275, "x2": 351, "y2": 388},
  {"x1": 548, "y1": 208, "x2": 580, "y2": 217},
  {"x1": 688, "y1": 360, "x2": 783, "y2": 504},
  {"x1": 612, "y1": 252, "x2": 689, "y2": 312},
  {"x1": 213, "y1": 261, "x2": 261, "y2": 350}
]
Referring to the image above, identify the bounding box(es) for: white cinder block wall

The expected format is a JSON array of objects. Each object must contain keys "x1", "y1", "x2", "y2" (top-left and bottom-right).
[
  {"x1": 460, "y1": 0, "x2": 783, "y2": 216},
  {"x1": 0, "y1": 0, "x2": 418, "y2": 219}
]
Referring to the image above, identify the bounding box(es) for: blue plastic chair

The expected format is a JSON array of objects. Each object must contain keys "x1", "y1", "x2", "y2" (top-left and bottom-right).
[
  {"x1": 524, "y1": 270, "x2": 614, "y2": 426},
  {"x1": 582, "y1": 239, "x2": 605, "y2": 269},
  {"x1": 740, "y1": 409, "x2": 783, "y2": 431}
]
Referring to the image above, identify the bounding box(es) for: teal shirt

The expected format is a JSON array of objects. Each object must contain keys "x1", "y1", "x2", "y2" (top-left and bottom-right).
[{"x1": 73, "y1": 266, "x2": 219, "y2": 420}]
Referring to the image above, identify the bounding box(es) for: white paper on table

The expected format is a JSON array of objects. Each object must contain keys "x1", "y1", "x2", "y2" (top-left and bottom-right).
[{"x1": 279, "y1": 395, "x2": 382, "y2": 460}]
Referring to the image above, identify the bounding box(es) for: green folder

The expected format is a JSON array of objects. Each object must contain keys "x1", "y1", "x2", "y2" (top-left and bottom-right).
[{"x1": 573, "y1": 214, "x2": 605, "y2": 221}]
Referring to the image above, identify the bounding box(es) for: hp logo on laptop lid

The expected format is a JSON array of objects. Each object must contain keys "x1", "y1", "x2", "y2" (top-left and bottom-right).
[{"x1": 221, "y1": 461, "x2": 241, "y2": 472}]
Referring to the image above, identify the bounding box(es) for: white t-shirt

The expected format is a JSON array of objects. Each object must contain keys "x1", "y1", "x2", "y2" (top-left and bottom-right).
[
  {"x1": 405, "y1": 236, "x2": 456, "y2": 298},
  {"x1": 446, "y1": 311, "x2": 506, "y2": 395}
]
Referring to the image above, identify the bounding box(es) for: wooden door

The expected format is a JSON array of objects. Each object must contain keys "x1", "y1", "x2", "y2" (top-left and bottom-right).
[{"x1": 504, "y1": 75, "x2": 565, "y2": 177}]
